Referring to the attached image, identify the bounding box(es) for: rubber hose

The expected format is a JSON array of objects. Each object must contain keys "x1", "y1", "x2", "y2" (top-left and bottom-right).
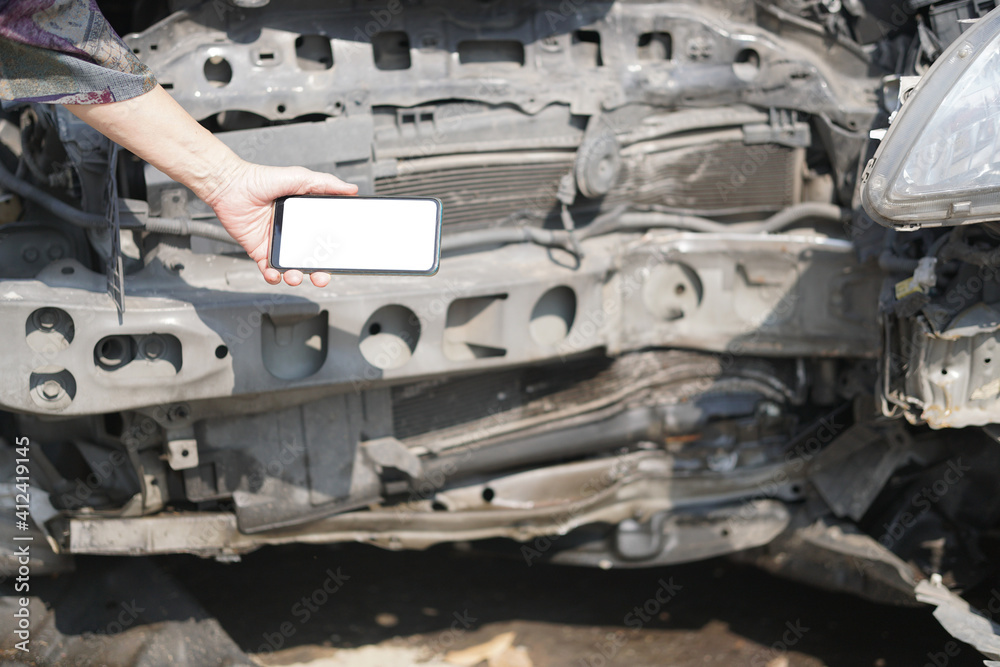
[
  {"x1": 0, "y1": 152, "x2": 105, "y2": 228},
  {"x1": 0, "y1": 157, "x2": 238, "y2": 244},
  {"x1": 754, "y1": 203, "x2": 850, "y2": 233},
  {"x1": 442, "y1": 226, "x2": 573, "y2": 253},
  {"x1": 141, "y1": 216, "x2": 239, "y2": 245}
]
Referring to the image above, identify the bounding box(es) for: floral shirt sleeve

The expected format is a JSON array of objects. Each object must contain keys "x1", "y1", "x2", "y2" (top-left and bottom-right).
[{"x1": 0, "y1": 0, "x2": 156, "y2": 104}]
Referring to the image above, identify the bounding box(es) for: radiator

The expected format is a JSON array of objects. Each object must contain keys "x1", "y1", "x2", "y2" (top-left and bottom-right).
[{"x1": 376, "y1": 138, "x2": 803, "y2": 231}]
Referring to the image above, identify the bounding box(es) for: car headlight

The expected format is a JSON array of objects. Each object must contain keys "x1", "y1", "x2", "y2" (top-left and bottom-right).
[{"x1": 862, "y1": 5, "x2": 1000, "y2": 229}]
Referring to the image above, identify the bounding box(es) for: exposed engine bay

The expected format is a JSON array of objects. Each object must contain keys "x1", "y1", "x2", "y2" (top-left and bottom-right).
[{"x1": 5, "y1": 0, "x2": 1000, "y2": 658}]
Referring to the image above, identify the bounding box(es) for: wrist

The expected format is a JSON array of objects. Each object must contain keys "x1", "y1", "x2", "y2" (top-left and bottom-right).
[
  {"x1": 66, "y1": 86, "x2": 248, "y2": 210},
  {"x1": 196, "y1": 152, "x2": 248, "y2": 210}
]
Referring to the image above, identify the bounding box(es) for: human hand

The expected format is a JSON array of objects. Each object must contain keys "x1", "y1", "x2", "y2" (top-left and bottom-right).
[
  {"x1": 204, "y1": 159, "x2": 358, "y2": 287},
  {"x1": 65, "y1": 87, "x2": 358, "y2": 286}
]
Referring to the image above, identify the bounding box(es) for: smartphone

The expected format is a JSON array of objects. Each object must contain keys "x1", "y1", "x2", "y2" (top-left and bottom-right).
[{"x1": 268, "y1": 195, "x2": 442, "y2": 275}]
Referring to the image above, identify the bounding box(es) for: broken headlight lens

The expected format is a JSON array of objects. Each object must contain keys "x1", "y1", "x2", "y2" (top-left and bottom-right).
[{"x1": 862, "y1": 5, "x2": 1000, "y2": 229}]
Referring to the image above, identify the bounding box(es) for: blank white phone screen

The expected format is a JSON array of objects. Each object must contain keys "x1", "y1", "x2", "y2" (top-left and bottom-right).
[{"x1": 277, "y1": 197, "x2": 440, "y2": 272}]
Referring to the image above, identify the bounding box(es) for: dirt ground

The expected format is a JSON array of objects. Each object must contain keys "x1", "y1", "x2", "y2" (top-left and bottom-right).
[{"x1": 154, "y1": 541, "x2": 985, "y2": 667}]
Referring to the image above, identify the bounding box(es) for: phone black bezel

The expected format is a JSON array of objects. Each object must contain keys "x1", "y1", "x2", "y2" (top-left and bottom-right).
[{"x1": 268, "y1": 194, "x2": 443, "y2": 276}]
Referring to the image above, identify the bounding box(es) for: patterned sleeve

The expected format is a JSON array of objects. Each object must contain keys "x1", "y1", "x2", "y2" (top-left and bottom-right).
[{"x1": 0, "y1": 0, "x2": 157, "y2": 104}]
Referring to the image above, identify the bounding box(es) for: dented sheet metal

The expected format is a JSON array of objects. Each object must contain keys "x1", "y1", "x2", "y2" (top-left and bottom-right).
[{"x1": 917, "y1": 578, "x2": 1000, "y2": 662}]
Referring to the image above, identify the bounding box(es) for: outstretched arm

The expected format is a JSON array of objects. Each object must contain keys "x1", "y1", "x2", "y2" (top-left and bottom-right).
[{"x1": 65, "y1": 85, "x2": 358, "y2": 287}]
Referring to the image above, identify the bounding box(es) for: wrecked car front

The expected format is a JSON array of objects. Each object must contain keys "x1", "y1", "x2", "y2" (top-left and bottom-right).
[{"x1": 5, "y1": 0, "x2": 1000, "y2": 660}]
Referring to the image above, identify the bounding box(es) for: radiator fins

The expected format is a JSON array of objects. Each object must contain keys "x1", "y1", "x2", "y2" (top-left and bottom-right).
[{"x1": 376, "y1": 139, "x2": 803, "y2": 231}]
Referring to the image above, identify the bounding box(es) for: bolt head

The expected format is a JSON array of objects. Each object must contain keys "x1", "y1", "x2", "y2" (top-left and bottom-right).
[
  {"x1": 167, "y1": 404, "x2": 190, "y2": 421},
  {"x1": 40, "y1": 380, "x2": 62, "y2": 400},
  {"x1": 143, "y1": 337, "x2": 165, "y2": 360},
  {"x1": 36, "y1": 309, "x2": 58, "y2": 330}
]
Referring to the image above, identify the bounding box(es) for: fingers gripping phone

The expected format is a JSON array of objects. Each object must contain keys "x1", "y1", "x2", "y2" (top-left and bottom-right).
[{"x1": 268, "y1": 195, "x2": 443, "y2": 275}]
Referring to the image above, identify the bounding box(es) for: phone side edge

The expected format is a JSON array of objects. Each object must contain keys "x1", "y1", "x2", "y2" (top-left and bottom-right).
[
  {"x1": 267, "y1": 197, "x2": 288, "y2": 270},
  {"x1": 424, "y1": 197, "x2": 444, "y2": 276}
]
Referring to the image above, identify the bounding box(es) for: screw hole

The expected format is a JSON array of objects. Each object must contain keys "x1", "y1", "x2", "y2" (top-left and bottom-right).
[
  {"x1": 141, "y1": 336, "x2": 165, "y2": 360},
  {"x1": 203, "y1": 55, "x2": 233, "y2": 87},
  {"x1": 101, "y1": 338, "x2": 122, "y2": 359},
  {"x1": 735, "y1": 48, "x2": 760, "y2": 68},
  {"x1": 369, "y1": 322, "x2": 382, "y2": 335},
  {"x1": 277, "y1": 104, "x2": 286, "y2": 113},
  {"x1": 181, "y1": 449, "x2": 189, "y2": 457},
  {"x1": 482, "y1": 487, "x2": 495, "y2": 502},
  {"x1": 96, "y1": 335, "x2": 133, "y2": 370},
  {"x1": 941, "y1": 368, "x2": 949, "y2": 375},
  {"x1": 674, "y1": 283, "x2": 686, "y2": 295},
  {"x1": 215, "y1": 345, "x2": 229, "y2": 359}
]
